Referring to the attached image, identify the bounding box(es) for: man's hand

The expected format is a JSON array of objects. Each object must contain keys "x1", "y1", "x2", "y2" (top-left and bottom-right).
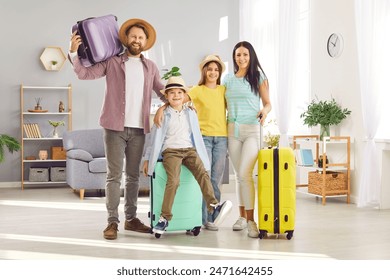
[
  {"x1": 70, "y1": 31, "x2": 82, "y2": 53},
  {"x1": 153, "y1": 104, "x2": 168, "y2": 128}
]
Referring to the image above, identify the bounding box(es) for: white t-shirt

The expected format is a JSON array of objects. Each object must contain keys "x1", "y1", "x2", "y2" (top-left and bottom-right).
[
  {"x1": 162, "y1": 106, "x2": 193, "y2": 151},
  {"x1": 124, "y1": 57, "x2": 144, "y2": 128}
]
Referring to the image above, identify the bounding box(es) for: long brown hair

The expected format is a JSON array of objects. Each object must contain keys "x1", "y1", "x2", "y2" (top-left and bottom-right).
[
  {"x1": 198, "y1": 61, "x2": 223, "y2": 86},
  {"x1": 232, "y1": 41, "x2": 267, "y2": 95}
]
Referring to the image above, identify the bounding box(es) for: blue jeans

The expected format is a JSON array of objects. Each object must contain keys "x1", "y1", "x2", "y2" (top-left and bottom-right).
[
  {"x1": 104, "y1": 128, "x2": 145, "y2": 223},
  {"x1": 201, "y1": 136, "x2": 228, "y2": 224}
]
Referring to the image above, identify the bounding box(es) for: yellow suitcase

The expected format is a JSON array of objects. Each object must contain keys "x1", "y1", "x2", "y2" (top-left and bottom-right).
[{"x1": 257, "y1": 147, "x2": 296, "y2": 239}]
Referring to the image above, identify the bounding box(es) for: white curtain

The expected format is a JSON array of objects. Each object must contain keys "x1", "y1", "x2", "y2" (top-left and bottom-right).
[
  {"x1": 239, "y1": 0, "x2": 300, "y2": 147},
  {"x1": 355, "y1": 0, "x2": 390, "y2": 207},
  {"x1": 275, "y1": 1, "x2": 299, "y2": 147}
]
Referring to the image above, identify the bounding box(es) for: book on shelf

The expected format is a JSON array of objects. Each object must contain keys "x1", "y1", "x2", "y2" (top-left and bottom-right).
[
  {"x1": 294, "y1": 148, "x2": 314, "y2": 166},
  {"x1": 23, "y1": 123, "x2": 42, "y2": 138},
  {"x1": 23, "y1": 124, "x2": 31, "y2": 138}
]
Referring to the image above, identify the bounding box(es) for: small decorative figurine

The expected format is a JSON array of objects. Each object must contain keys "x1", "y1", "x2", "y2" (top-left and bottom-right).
[
  {"x1": 59, "y1": 101, "x2": 65, "y2": 113},
  {"x1": 39, "y1": 150, "x2": 48, "y2": 160}
]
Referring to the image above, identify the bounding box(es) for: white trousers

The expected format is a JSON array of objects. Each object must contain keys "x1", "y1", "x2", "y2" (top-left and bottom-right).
[{"x1": 228, "y1": 123, "x2": 260, "y2": 210}]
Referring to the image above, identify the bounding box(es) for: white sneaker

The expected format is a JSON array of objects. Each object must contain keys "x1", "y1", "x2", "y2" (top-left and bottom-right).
[
  {"x1": 211, "y1": 200, "x2": 233, "y2": 227},
  {"x1": 232, "y1": 217, "x2": 247, "y2": 231},
  {"x1": 247, "y1": 220, "x2": 259, "y2": 238},
  {"x1": 204, "y1": 222, "x2": 218, "y2": 231}
]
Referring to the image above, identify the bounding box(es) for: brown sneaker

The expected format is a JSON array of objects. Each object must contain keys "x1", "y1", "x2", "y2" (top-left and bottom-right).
[
  {"x1": 124, "y1": 217, "x2": 151, "y2": 233},
  {"x1": 103, "y1": 222, "x2": 118, "y2": 240}
]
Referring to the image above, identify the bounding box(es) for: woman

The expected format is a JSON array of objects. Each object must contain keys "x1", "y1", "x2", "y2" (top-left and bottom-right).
[
  {"x1": 187, "y1": 55, "x2": 228, "y2": 230},
  {"x1": 223, "y1": 41, "x2": 271, "y2": 238}
]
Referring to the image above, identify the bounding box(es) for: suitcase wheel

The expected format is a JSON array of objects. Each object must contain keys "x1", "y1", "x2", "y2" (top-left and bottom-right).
[
  {"x1": 191, "y1": 226, "x2": 201, "y2": 236},
  {"x1": 286, "y1": 230, "x2": 294, "y2": 240},
  {"x1": 259, "y1": 230, "x2": 267, "y2": 239},
  {"x1": 155, "y1": 233, "x2": 162, "y2": 239}
]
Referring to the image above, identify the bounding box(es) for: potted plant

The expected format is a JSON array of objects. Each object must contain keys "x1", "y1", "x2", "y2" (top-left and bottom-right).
[
  {"x1": 0, "y1": 134, "x2": 21, "y2": 163},
  {"x1": 300, "y1": 97, "x2": 351, "y2": 140},
  {"x1": 162, "y1": 66, "x2": 181, "y2": 80},
  {"x1": 48, "y1": 120, "x2": 65, "y2": 138},
  {"x1": 51, "y1": 60, "x2": 58, "y2": 70},
  {"x1": 263, "y1": 119, "x2": 280, "y2": 148}
]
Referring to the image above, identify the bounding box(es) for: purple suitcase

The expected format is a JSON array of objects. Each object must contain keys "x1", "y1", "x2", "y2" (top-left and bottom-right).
[{"x1": 72, "y1": 14, "x2": 124, "y2": 67}]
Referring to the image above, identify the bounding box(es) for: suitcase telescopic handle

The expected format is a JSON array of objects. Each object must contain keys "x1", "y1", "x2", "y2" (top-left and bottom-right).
[
  {"x1": 259, "y1": 113, "x2": 264, "y2": 150},
  {"x1": 77, "y1": 17, "x2": 94, "y2": 24}
]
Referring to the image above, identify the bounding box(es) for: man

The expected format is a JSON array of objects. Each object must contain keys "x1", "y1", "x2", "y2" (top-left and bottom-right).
[{"x1": 69, "y1": 18, "x2": 165, "y2": 240}]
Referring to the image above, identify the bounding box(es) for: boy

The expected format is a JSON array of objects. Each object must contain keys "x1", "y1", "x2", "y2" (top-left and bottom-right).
[{"x1": 143, "y1": 76, "x2": 232, "y2": 235}]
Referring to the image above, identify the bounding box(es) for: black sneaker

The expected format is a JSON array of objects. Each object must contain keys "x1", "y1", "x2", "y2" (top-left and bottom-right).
[
  {"x1": 153, "y1": 216, "x2": 169, "y2": 234},
  {"x1": 211, "y1": 200, "x2": 232, "y2": 227}
]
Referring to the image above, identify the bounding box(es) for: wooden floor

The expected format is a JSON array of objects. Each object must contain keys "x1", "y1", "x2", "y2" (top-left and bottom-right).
[{"x1": 1, "y1": 184, "x2": 390, "y2": 260}]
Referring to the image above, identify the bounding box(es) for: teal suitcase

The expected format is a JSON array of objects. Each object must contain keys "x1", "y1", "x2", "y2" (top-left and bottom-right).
[{"x1": 149, "y1": 162, "x2": 202, "y2": 238}]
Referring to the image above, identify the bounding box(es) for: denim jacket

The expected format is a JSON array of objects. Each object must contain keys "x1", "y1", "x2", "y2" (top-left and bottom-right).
[{"x1": 144, "y1": 106, "x2": 210, "y2": 176}]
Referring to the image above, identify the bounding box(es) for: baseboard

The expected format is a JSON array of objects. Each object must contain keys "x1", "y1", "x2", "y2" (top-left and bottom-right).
[{"x1": 0, "y1": 182, "x2": 21, "y2": 189}]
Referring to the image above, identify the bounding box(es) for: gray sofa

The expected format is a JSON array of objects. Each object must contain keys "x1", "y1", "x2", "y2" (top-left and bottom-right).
[
  {"x1": 62, "y1": 129, "x2": 107, "y2": 199},
  {"x1": 62, "y1": 129, "x2": 150, "y2": 199}
]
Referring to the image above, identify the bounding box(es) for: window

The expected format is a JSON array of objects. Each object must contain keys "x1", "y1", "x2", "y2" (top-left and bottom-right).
[{"x1": 239, "y1": 0, "x2": 310, "y2": 135}]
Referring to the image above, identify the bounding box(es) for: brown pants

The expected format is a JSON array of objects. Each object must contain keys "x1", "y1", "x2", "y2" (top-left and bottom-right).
[{"x1": 161, "y1": 148, "x2": 218, "y2": 221}]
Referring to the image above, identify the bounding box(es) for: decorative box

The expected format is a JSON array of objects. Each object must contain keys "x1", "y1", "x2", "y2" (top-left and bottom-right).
[
  {"x1": 50, "y1": 167, "x2": 66, "y2": 182},
  {"x1": 308, "y1": 171, "x2": 347, "y2": 195},
  {"x1": 29, "y1": 168, "x2": 49, "y2": 182},
  {"x1": 51, "y1": 146, "x2": 66, "y2": 160}
]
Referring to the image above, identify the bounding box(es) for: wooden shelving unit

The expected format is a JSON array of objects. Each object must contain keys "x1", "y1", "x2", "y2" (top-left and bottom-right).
[
  {"x1": 20, "y1": 84, "x2": 72, "y2": 189},
  {"x1": 293, "y1": 135, "x2": 351, "y2": 205}
]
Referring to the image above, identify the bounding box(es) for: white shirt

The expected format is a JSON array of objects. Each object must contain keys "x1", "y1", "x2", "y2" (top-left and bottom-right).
[
  {"x1": 162, "y1": 106, "x2": 193, "y2": 151},
  {"x1": 124, "y1": 57, "x2": 144, "y2": 128}
]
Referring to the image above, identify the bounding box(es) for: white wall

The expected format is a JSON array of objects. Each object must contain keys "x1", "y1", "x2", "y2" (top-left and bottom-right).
[
  {"x1": 310, "y1": 0, "x2": 363, "y2": 202},
  {"x1": 0, "y1": 0, "x2": 371, "y2": 205},
  {"x1": 0, "y1": 0, "x2": 239, "y2": 182}
]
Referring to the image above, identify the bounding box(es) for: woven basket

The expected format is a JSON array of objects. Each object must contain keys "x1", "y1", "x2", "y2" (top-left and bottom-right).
[
  {"x1": 51, "y1": 146, "x2": 66, "y2": 160},
  {"x1": 308, "y1": 171, "x2": 347, "y2": 195}
]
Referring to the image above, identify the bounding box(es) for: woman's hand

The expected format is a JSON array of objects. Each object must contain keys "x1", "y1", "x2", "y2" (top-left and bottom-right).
[
  {"x1": 142, "y1": 160, "x2": 149, "y2": 177},
  {"x1": 257, "y1": 111, "x2": 267, "y2": 125}
]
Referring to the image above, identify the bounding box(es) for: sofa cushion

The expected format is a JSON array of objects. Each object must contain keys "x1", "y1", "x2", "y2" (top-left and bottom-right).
[
  {"x1": 89, "y1": 157, "x2": 107, "y2": 173},
  {"x1": 63, "y1": 129, "x2": 105, "y2": 158},
  {"x1": 67, "y1": 149, "x2": 94, "y2": 162}
]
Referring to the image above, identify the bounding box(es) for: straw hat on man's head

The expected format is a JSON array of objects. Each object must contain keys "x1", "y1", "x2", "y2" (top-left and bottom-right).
[
  {"x1": 160, "y1": 76, "x2": 189, "y2": 95},
  {"x1": 119, "y1": 18, "x2": 156, "y2": 50},
  {"x1": 199, "y1": 54, "x2": 226, "y2": 73}
]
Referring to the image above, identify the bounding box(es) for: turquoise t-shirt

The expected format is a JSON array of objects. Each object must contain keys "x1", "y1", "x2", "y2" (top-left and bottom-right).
[{"x1": 223, "y1": 72, "x2": 265, "y2": 125}]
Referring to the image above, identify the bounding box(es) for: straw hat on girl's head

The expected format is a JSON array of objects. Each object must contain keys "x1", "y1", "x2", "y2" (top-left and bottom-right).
[
  {"x1": 119, "y1": 18, "x2": 156, "y2": 50},
  {"x1": 160, "y1": 76, "x2": 189, "y2": 95},
  {"x1": 199, "y1": 54, "x2": 226, "y2": 73}
]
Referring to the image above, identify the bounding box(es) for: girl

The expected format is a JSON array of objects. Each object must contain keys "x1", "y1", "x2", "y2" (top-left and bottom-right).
[{"x1": 187, "y1": 55, "x2": 228, "y2": 230}]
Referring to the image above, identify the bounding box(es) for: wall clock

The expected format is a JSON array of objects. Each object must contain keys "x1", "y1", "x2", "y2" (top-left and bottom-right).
[{"x1": 327, "y1": 33, "x2": 344, "y2": 58}]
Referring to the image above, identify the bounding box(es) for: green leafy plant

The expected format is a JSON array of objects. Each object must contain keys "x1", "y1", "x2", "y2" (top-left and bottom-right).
[
  {"x1": 263, "y1": 119, "x2": 280, "y2": 147},
  {"x1": 0, "y1": 134, "x2": 21, "y2": 163},
  {"x1": 48, "y1": 120, "x2": 65, "y2": 127},
  {"x1": 300, "y1": 97, "x2": 351, "y2": 127},
  {"x1": 162, "y1": 66, "x2": 181, "y2": 80}
]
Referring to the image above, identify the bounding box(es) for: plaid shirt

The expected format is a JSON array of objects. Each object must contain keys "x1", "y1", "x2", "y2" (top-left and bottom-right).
[{"x1": 70, "y1": 52, "x2": 165, "y2": 133}]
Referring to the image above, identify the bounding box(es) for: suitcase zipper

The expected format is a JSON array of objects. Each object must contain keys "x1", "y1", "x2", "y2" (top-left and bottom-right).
[{"x1": 273, "y1": 148, "x2": 280, "y2": 234}]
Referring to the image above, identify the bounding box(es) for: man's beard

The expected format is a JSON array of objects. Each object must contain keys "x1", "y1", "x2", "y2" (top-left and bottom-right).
[{"x1": 127, "y1": 43, "x2": 144, "y2": 55}]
